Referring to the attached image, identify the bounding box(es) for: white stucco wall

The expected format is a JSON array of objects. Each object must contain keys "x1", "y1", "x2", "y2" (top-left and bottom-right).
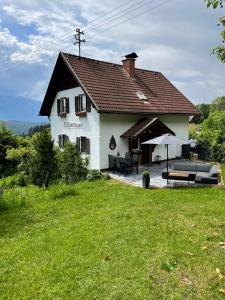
[
  {"x1": 99, "y1": 114, "x2": 189, "y2": 169},
  {"x1": 50, "y1": 87, "x2": 100, "y2": 169},
  {"x1": 50, "y1": 88, "x2": 189, "y2": 170},
  {"x1": 99, "y1": 114, "x2": 142, "y2": 169}
]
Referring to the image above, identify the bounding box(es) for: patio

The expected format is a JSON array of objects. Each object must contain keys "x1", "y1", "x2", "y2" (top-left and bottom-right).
[{"x1": 107, "y1": 158, "x2": 222, "y2": 188}]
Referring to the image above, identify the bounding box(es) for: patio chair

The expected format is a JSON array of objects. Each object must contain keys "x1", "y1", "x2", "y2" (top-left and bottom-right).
[
  {"x1": 108, "y1": 154, "x2": 115, "y2": 172},
  {"x1": 115, "y1": 157, "x2": 132, "y2": 176},
  {"x1": 125, "y1": 152, "x2": 131, "y2": 159},
  {"x1": 131, "y1": 153, "x2": 139, "y2": 174}
]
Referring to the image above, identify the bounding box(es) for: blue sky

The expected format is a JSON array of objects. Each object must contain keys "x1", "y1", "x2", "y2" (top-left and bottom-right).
[{"x1": 0, "y1": 0, "x2": 224, "y2": 109}]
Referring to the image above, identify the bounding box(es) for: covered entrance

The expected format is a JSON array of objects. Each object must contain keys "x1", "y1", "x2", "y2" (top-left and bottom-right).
[{"x1": 121, "y1": 118, "x2": 175, "y2": 164}]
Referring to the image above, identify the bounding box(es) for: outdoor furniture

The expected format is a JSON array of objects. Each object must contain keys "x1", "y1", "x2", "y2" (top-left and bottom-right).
[
  {"x1": 162, "y1": 162, "x2": 219, "y2": 184},
  {"x1": 125, "y1": 152, "x2": 131, "y2": 159},
  {"x1": 108, "y1": 154, "x2": 115, "y2": 172},
  {"x1": 115, "y1": 157, "x2": 133, "y2": 176},
  {"x1": 142, "y1": 133, "x2": 188, "y2": 184},
  {"x1": 155, "y1": 155, "x2": 161, "y2": 164}
]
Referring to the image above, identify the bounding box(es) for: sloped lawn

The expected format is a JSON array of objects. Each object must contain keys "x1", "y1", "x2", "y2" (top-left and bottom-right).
[{"x1": 0, "y1": 179, "x2": 225, "y2": 299}]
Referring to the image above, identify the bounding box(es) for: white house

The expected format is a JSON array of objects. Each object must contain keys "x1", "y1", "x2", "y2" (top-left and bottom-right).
[{"x1": 39, "y1": 52, "x2": 200, "y2": 170}]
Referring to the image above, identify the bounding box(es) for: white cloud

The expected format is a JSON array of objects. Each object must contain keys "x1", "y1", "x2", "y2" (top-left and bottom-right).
[{"x1": 0, "y1": 0, "x2": 224, "y2": 104}]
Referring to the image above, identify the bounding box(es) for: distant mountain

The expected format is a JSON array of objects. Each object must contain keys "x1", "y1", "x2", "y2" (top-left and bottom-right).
[
  {"x1": 0, "y1": 95, "x2": 47, "y2": 122},
  {"x1": 0, "y1": 120, "x2": 49, "y2": 135}
]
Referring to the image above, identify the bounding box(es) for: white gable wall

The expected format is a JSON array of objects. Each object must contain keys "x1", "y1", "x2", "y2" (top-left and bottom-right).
[{"x1": 50, "y1": 87, "x2": 100, "y2": 169}]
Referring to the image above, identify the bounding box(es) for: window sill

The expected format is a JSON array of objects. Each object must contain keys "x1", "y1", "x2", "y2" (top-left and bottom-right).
[
  {"x1": 76, "y1": 112, "x2": 87, "y2": 117},
  {"x1": 59, "y1": 112, "x2": 67, "y2": 118}
]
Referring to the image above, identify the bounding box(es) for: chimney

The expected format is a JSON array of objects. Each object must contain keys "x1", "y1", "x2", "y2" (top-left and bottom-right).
[{"x1": 122, "y1": 52, "x2": 138, "y2": 78}]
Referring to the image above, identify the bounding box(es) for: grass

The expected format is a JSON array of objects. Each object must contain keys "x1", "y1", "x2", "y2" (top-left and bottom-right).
[{"x1": 0, "y1": 179, "x2": 225, "y2": 299}]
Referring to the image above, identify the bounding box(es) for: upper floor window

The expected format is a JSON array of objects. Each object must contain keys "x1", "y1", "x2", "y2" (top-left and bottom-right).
[
  {"x1": 75, "y1": 94, "x2": 91, "y2": 116},
  {"x1": 57, "y1": 98, "x2": 69, "y2": 117}
]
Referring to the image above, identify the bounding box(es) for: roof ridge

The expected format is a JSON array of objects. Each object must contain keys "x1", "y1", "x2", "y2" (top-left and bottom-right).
[{"x1": 61, "y1": 51, "x2": 161, "y2": 74}]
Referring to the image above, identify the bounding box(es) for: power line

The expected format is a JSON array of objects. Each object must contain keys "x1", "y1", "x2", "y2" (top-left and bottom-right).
[
  {"x1": 0, "y1": 0, "x2": 145, "y2": 69},
  {"x1": 84, "y1": 0, "x2": 157, "y2": 33},
  {"x1": 0, "y1": 0, "x2": 171, "y2": 72},
  {"x1": 91, "y1": 0, "x2": 172, "y2": 35},
  {"x1": 0, "y1": 0, "x2": 148, "y2": 71}
]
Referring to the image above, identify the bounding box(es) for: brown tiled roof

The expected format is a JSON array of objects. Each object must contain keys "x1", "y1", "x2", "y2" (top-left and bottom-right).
[
  {"x1": 121, "y1": 118, "x2": 175, "y2": 138},
  {"x1": 61, "y1": 53, "x2": 199, "y2": 115},
  {"x1": 40, "y1": 52, "x2": 200, "y2": 116}
]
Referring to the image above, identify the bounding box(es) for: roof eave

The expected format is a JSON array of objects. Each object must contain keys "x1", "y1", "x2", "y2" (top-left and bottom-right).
[{"x1": 60, "y1": 52, "x2": 99, "y2": 111}]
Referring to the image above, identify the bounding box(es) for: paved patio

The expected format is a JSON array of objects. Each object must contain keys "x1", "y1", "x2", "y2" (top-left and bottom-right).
[{"x1": 108, "y1": 159, "x2": 220, "y2": 188}]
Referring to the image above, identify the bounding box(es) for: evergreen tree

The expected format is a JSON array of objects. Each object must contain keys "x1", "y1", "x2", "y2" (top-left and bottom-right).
[
  {"x1": 61, "y1": 142, "x2": 87, "y2": 183},
  {"x1": 30, "y1": 128, "x2": 58, "y2": 187},
  {"x1": 0, "y1": 123, "x2": 17, "y2": 177}
]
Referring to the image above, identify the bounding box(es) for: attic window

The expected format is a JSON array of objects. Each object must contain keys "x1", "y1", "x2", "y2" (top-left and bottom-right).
[{"x1": 137, "y1": 91, "x2": 147, "y2": 100}]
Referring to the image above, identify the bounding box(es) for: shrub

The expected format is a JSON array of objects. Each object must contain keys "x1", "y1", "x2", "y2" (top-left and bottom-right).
[
  {"x1": 142, "y1": 171, "x2": 150, "y2": 177},
  {"x1": 0, "y1": 174, "x2": 18, "y2": 188},
  {"x1": 60, "y1": 142, "x2": 87, "y2": 183},
  {"x1": 86, "y1": 169, "x2": 102, "y2": 181},
  {"x1": 29, "y1": 128, "x2": 58, "y2": 187},
  {"x1": 15, "y1": 173, "x2": 29, "y2": 187}
]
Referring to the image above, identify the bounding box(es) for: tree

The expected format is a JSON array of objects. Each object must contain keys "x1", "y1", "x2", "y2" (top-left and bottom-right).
[
  {"x1": 29, "y1": 128, "x2": 58, "y2": 187},
  {"x1": 28, "y1": 124, "x2": 50, "y2": 136},
  {"x1": 206, "y1": 0, "x2": 225, "y2": 62},
  {"x1": 198, "y1": 110, "x2": 225, "y2": 162},
  {"x1": 196, "y1": 103, "x2": 211, "y2": 121},
  {"x1": 211, "y1": 95, "x2": 225, "y2": 112},
  {"x1": 6, "y1": 137, "x2": 34, "y2": 175},
  {"x1": 60, "y1": 142, "x2": 87, "y2": 183},
  {"x1": 0, "y1": 123, "x2": 17, "y2": 177}
]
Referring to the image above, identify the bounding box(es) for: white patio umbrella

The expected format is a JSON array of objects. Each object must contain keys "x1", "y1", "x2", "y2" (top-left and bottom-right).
[{"x1": 142, "y1": 134, "x2": 188, "y2": 184}]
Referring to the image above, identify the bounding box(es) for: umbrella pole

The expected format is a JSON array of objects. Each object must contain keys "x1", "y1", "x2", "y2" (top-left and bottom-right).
[{"x1": 167, "y1": 144, "x2": 169, "y2": 185}]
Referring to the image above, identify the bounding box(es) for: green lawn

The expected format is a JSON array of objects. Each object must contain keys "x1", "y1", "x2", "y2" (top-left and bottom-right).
[{"x1": 0, "y1": 179, "x2": 225, "y2": 299}]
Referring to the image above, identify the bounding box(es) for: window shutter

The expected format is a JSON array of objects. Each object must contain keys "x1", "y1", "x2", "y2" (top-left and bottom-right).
[
  {"x1": 86, "y1": 138, "x2": 90, "y2": 154},
  {"x1": 66, "y1": 98, "x2": 69, "y2": 113},
  {"x1": 75, "y1": 96, "x2": 79, "y2": 113},
  {"x1": 76, "y1": 137, "x2": 80, "y2": 152},
  {"x1": 63, "y1": 134, "x2": 69, "y2": 146},
  {"x1": 57, "y1": 99, "x2": 60, "y2": 115},
  {"x1": 58, "y1": 135, "x2": 62, "y2": 147},
  {"x1": 86, "y1": 97, "x2": 91, "y2": 112}
]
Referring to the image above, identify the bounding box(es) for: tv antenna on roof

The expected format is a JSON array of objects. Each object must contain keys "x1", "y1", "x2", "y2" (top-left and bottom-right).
[{"x1": 74, "y1": 28, "x2": 86, "y2": 57}]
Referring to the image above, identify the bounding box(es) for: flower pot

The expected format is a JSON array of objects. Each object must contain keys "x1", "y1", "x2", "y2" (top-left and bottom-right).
[{"x1": 142, "y1": 176, "x2": 150, "y2": 189}]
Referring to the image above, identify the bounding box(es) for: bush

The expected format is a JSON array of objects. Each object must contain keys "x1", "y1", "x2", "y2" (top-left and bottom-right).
[
  {"x1": 86, "y1": 169, "x2": 102, "y2": 181},
  {"x1": 142, "y1": 171, "x2": 150, "y2": 177},
  {"x1": 30, "y1": 128, "x2": 58, "y2": 187},
  {"x1": 15, "y1": 173, "x2": 29, "y2": 187},
  {"x1": 0, "y1": 174, "x2": 18, "y2": 188},
  {"x1": 198, "y1": 111, "x2": 225, "y2": 162},
  {"x1": 60, "y1": 142, "x2": 87, "y2": 183},
  {"x1": 48, "y1": 183, "x2": 77, "y2": 199}
]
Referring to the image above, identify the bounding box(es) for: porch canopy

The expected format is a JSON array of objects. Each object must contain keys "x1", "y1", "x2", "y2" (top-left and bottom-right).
[
  {"x1": 121, "y1": 118, "x2": 174, "y2": 139},
  {"x1": 121, "y1": 118, "x2": 175, "y2": 164}
]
